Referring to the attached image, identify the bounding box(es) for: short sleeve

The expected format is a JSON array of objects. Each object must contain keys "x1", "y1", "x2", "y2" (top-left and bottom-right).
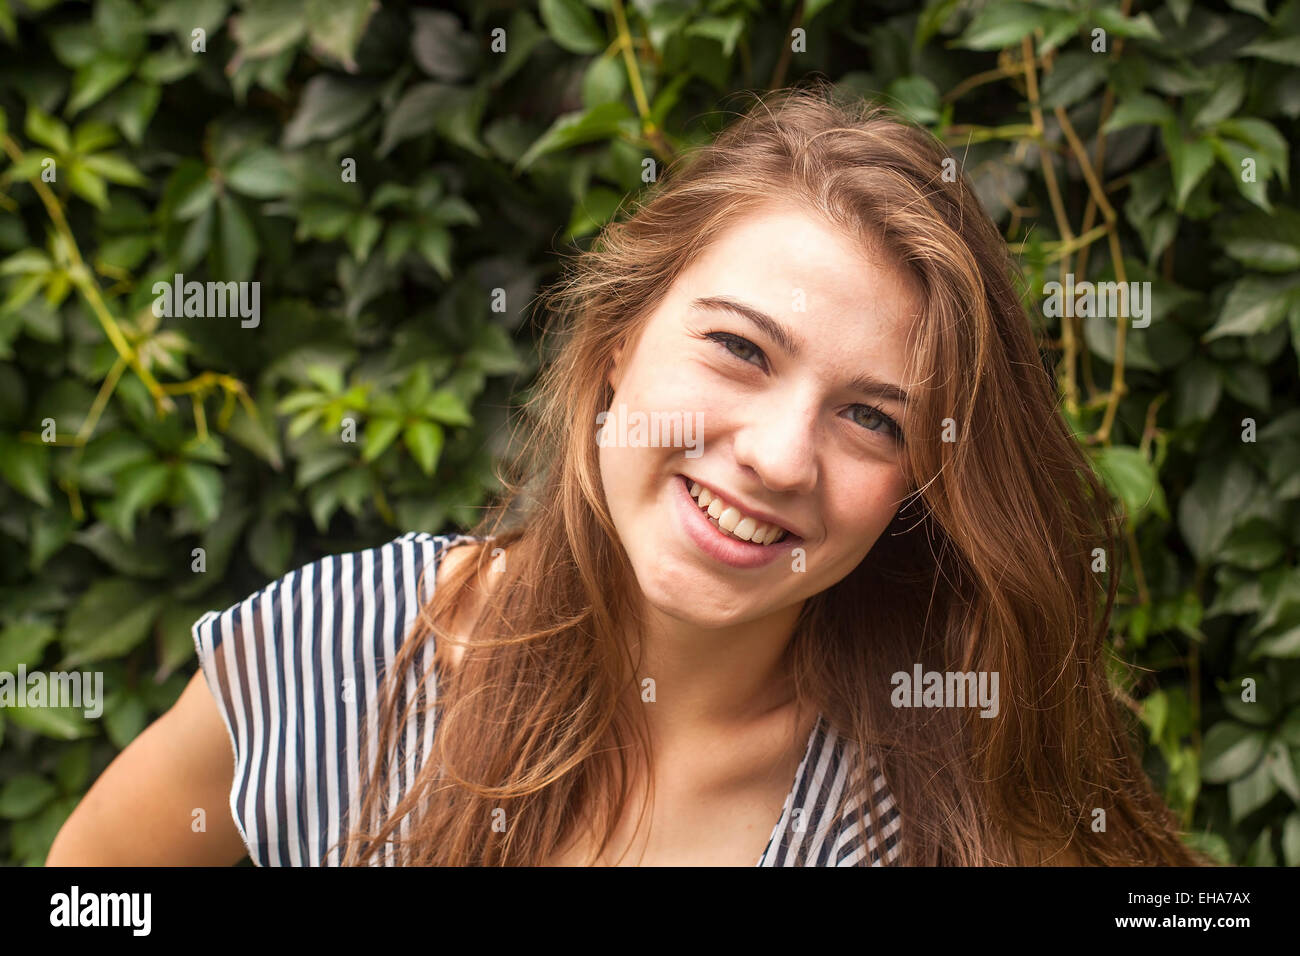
[{"x1": 191, "y1": 531, "x2": 473, "y2": 866}]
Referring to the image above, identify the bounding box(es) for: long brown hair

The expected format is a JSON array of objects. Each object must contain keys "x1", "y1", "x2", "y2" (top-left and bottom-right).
[{"x1": 338, "y1": 80, "x2": 1206, "y2": 866}]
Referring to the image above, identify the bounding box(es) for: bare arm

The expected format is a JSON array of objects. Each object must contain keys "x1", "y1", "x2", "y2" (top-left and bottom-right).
[{"x1": 45, "y1": 668, "x2": 250, "y2": 866}]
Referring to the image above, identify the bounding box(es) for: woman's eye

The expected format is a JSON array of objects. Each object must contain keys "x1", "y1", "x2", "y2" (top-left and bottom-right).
[
  {"x1": 705, "y1": 331, "x2": 765, "y2": 368},
  {"x1": 703, "y1": 330, "x2": 903, "y2": 444},
  {"x1": 849, "y1": 405, "x2": 902, "y2": 441}
]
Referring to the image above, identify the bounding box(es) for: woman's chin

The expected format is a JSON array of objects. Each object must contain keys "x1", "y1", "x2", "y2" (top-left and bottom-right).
[{"x1": 632, "y1": 567, "x2": 758, "y2": 629}]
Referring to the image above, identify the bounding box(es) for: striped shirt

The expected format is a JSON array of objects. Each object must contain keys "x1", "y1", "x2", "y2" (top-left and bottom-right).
[{"x1": 192, "y1": 531, "x2": 903, "y2": 866}]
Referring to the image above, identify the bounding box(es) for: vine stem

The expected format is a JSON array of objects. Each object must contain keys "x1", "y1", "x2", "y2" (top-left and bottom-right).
[
  {"x1": 3, "y1": 134, "x2": 261, "y2": 457},
  {"x1": 608, "y1": 0, "x2": 673, "y2": 163},
  {"x1": 1020, "y1": 36, "x2": 1079, "y2": 414},
  {"x1": 769, "y1": 0, "x2": 804, "y2": 90},
  {"x1": 77, "y1": 355, "x2": 129, "y2": 444},
  {"x1": 1, "y1": 133, "x2": 171, "y2": 414}
]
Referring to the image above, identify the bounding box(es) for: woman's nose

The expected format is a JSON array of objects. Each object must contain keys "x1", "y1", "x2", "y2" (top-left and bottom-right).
[{"x1": 728, "y1": 394, "x2": 819, "y2": 494}]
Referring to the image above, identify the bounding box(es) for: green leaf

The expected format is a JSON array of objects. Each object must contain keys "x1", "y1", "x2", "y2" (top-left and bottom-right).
[
  {"x1": 540, "y1": 0, "x2": 606, "y2": 54},
  {"x1": 1218, "y1": 208, "x2": 1300, "y2": 272},
  {"x1": 582, "y1": 54, "x2": 626, "y2": 108},
  {"x1": 72, "y1": 120, "x2": 118, "y2": 154},
  {"x1": 1228, "y1": 757, "x2": 1278, "y2": 821},
  {"x1": 1218, "y1": 360, "x2": 1270, "y2": 411},
  {"x1": 1215, "y1": 118, "x2": 1289, "y2": 189},
  {"x1": 1092, "y1": 8, "x2": 1161, "y2": 40},
  {"x1": 5, "y1": 706, "x2": 93, "y2": 741},
  {"x1": 1202, "y1": 721, "x2": 1266, "y2": 783},
  {"x1": 0, "y1": 620, "x2": 57, "y2": 673},
  {"x1": 514, "y1": 101, "x2": 636, "y2": 172},
  {"x1": 0, "y1": 249, "x2": 53, "y2": 276},
  {"x1": 282, "y1": 75, "x2": 378, "y2": 149},
  {"x1": 684, "y1": 16, "x2": 744, "y2": 57},
  {"x1": 153, "y1": 600, "x2": 207, "y2": 681},
  {"x1": 1286, "y1": 814, "x2": 1300, "y2": 866},
  {"x1": 54, "y1": 740, "x2": 93, "y2": 793},
  {"x1": 886, "y1": 76, "x2": 941, "y2": 125},
  {"x1": 305, "y1": 0, "x2": 375, "y2": 67},
  {"x1": 247, "y1": 512, "x2": 294, "y2": 579},
  {"x1": 1219, "y1": 518, "x2": 1286, "y2": 571},
  {"x1": 1253, "y1": 624, "x2": 1300, "y2": 658},
  {"x1": 105, "y1": 459, "x2": 172, "y2": 539},
  {"x1": 489, "y1": 7, "x2": 545, "y2": 85},
  {"x1": 104, "y1": 691, "x2": 149, "y2": 749},
  {"x1": 24, "y1": 108, "x2": 71, "y2": 153},
  {"x1": 0, "y1": 434, "x2": 51, "y2": 505},
  {"x1": 217, "y1": 192, "x2": 258, "y2": 283},
  {"x1": 60, "y1": 577, "x2": 167, "y2": 667},
  {"x1": 67, "y1": 55, "x2": 135, "y2": 115},
  {"x1": 417, "y1": 226, "x2": 452, "y2": 279},
  {"x1": 67, "y1": 161, "x2": 109, "y2": 209},
  {"x1": 0, "y1": 774, "x2": 58, "y2": 820},
  {"x1": 1191, "y1": 66, "x2": 1245, "y2": 129},
  {"x1": 361, "y1": 415, "x2": 403, "y2": 462},
  {"x1": 1178, "y1": 457, "x2": 1258, "y2": 566},
  {"x1": 1241, "y1": 37, "x2": 1300, "y2": 66},
  {"x1": 1090, "y1": 446, "x2": 1165, "y2": 526},
  {"x1": 230, "y1": 0, "x2": 307, "y2": 59},
  {"x1": 1102, "y1": 94, "x2": 1175, "y2": 133},
  {"x1": 411, "y1": 8, "x2": 479, "y2": 80},
  {"x1": 564, "y1": 185, "x2": 622, "y2": 239},
  {"x1": 175, "y1": 461, "x2": 223, "y2": 526},
  {"x1": 420, "y1": 389, "x2": 473, "y2": 426},
  {"x1": 1204, "y1": 276, "x2": 1300, "y2": 340},
  {"x1": 345, "y1": 213, "x2": 382, "y2": 262},
  {"x1": 79, "y1": 152, "x2": 146, "y2": 186},
  {"x1": 1039, "y1": 53, "x2": 1104, "y2": 110},
  {"x1": 1210, "y1": 135, "x2": 1274, "y2": 212},
  {"x1": 955, "y1": 2, "x2": 1051, "y2": 50},
  {"x1": 109, "y1": 80, "x2": 161, "y2": 145},
  {"x1": 1162, "y1": 127, "x2": 1214, "y2": 211},
  {"x1": 377, "y1": 82, "x2": 488, "y2": 158},
  {"x1": 223, "y1": 147, "x2": 294, "y2": 198},
  {"x1": 403, "y1": 420, "x2": 444, "y2": 475}
]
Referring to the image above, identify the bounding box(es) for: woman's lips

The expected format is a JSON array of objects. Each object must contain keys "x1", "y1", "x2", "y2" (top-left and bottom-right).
[{"x1": 672, "y1": 474, "x2": 802, "y2": 570}]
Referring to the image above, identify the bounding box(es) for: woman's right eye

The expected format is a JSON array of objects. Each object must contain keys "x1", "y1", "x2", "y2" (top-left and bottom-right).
[{"x1": 705, "y1": 331, "x2": 766, "y2": 369}]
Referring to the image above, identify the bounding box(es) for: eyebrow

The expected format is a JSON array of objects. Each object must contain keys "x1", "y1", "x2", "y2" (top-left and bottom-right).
[{"x1": 690, "y1": 295, "x2": 910, "y2": 406}]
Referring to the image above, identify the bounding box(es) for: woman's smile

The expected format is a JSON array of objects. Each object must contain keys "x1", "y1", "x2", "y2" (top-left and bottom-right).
[{"x1": 671, "y1": 471, "x2": 803, "y2": 570}]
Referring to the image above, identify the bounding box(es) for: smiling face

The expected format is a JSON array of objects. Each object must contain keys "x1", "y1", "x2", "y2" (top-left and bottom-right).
[{"x1": 599, "y1": 203, "x2": 922, "y2": 627}]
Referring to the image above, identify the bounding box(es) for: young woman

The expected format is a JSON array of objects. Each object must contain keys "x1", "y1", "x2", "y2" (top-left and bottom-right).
[{"x1": 48, "y1": 83, "x2": 1206, "y2": 867}]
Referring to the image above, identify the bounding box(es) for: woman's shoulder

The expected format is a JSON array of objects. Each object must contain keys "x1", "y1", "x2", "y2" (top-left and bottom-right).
[
  {"x1": 191, "y1": 531, "x2": 480, "y2": 654},
  {"x1": 187, "y1": 529, "x2": 482, "y2": 866}
]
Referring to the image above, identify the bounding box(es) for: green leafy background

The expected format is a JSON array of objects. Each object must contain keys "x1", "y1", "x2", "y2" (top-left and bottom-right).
[{"x1": 0, "y1": 0, "x2": 1297, "y2": 866}]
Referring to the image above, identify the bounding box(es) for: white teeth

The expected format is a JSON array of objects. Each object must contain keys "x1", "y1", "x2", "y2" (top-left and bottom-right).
[
  {"x1": 717, "y1": 506, "x2": 742, "y2": 533},
  {"x1": 684, "y1": 477, "x2": 788, "y2": 544}
]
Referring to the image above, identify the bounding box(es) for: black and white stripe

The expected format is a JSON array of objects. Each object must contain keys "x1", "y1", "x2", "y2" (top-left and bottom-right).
[{"x1": 192, "y1": 532, "x2": 902, "y2": 866}]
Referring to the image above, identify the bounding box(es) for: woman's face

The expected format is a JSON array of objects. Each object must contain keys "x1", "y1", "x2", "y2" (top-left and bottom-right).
[{"x1": 599, "y1": 204, "x2": 921, "y2": 628}]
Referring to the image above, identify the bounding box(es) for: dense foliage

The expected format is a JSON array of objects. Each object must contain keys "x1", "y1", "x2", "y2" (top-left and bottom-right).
[{"x1": 0, "y1": 0, "x2": 1296, "y2": 866}]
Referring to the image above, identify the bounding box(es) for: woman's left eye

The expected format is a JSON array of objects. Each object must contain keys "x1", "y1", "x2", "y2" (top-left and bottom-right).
[{"x1": 849, "y1": 405, "x2": 902, "y2": 441}]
